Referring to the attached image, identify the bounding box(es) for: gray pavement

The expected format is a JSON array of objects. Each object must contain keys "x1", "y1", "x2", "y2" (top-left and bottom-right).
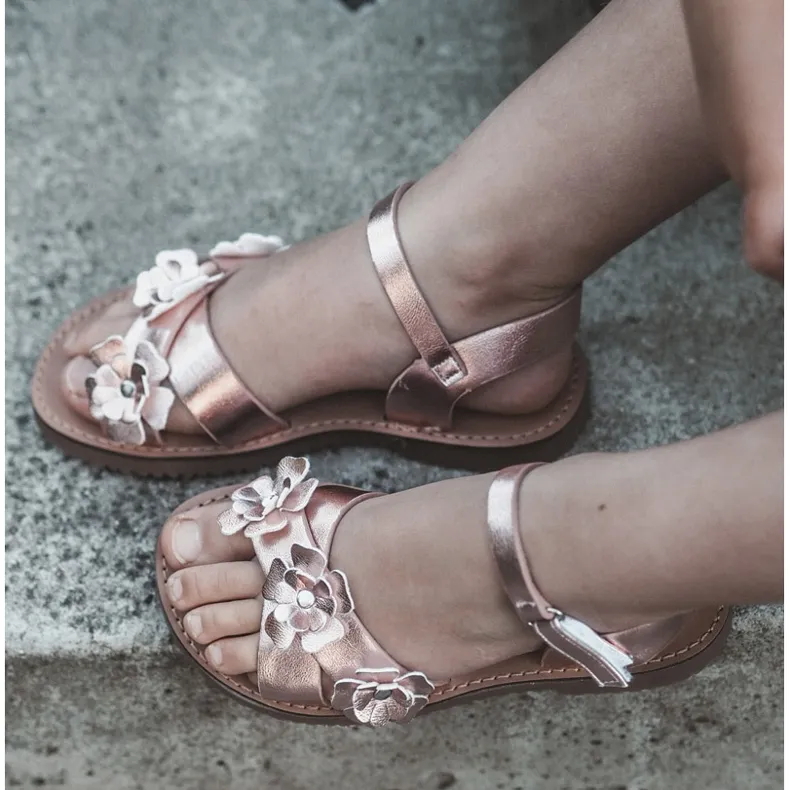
[{"x1": 6, "y1": 0, "x2": 783, "y2": 788}]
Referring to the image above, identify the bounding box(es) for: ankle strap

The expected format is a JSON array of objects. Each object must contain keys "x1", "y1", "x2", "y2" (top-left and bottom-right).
[
  {"x1": 488, "y1": 464, "x2": 634, "y2": 688},
  {"x1": 368, "y1": 184, "x2": 582, "y2": 432},
  {"x1": 385, "y1": 288, "x2": 581, "y2": 430},
  {"x1": 367, "y1": 183, "x2": 466, "y2": 387}
]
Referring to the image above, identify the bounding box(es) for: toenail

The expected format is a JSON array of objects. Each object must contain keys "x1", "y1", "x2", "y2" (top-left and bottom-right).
[
  {"x1": 171, "y1": 519, "x2": 202, "y2": 565},
  {"x1": 206, "y1": 644, "x2": 222, "y2": 667},
  {"x1": 168, "y1": 575, "x2": 183, "y2": 603},
  {"x1": 184, "y1": 612, "x2": 203, "y2": 639}
]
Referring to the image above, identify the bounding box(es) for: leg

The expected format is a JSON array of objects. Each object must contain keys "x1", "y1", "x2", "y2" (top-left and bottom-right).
[
  {"x1": 160, "y1": 411, "x2": 781, "y2": 680},
  {"x1": 400, "y1": 0, "x2": 727, "y2": 308},
  {"x1": 62, "y1": 0, "x2": 726, "y2": 430},
  {"x1": 523, "y1": 410, "x2": 783, "y2": 626},
  {"x1": 682, "y1": 0, "x2": 783, "y2": 280}
]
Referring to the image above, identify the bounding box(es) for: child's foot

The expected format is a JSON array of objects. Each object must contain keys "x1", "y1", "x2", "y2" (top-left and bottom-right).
[
  {"x1": 159, "y1": 463, "x2": 654, "y2": 682},
  {"x1": 60, "y1": 184, "x2": 577, "y2": 435}
]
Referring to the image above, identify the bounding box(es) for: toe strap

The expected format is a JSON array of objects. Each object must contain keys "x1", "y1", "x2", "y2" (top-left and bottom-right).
[
  {"x1": 167, "y1": 300, "x2": 287, "y2": 444},
  {"x1": 218, "y1": 456, "x2": 440, "y2": 726},
  {"x1": 83, "y1": 237, "x2": 289, "y2": 446}
]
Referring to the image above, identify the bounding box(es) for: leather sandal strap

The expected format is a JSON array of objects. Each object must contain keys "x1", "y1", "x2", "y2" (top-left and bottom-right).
[
  {"x1": 166, "y1": 299, "x2": 287, "y2": 445},
  {"x1": 369, "y1": 183, "x2": 582, "y2": 431},
  {"x1": 386, "y1": 287, "x2": 582, "y2": 430},
  {"x1": 309, "y1": 495, "x2": 420, "y2": 709},
  {"x1": 488, "y1": 464, "x2": 635, "y2": 688},
  {"x1": 488, "y1": 464, "x2": 555, "y2": 622},
  {"x1": 253, "y1": 491, "x2": 408, "y2": 708},
  {"x1": 218, "y1": 459, "x2": 439, "y2": 725},
  {"x1": 367, "y1": 183, "x2": 466, "y2": 387},
  {"x1": 86, "y1": 245, "x2": 288, "y2": 447}
]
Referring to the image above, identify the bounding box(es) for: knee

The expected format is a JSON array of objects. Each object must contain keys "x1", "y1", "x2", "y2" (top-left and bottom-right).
[{"x1": 742, "y1": 183, "x2": 784, "y2": 282}]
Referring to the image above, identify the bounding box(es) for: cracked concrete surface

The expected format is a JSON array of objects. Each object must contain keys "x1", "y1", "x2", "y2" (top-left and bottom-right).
[{"x1": 6, "y1": 0, "x2": 783, "y2": 788}]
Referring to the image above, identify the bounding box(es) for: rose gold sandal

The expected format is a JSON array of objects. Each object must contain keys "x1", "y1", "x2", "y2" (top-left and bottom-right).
[
  {"x1": 33, "y1": 184, "x2": 587, "y2": 477},
  {"x1": 156, "y1": 457, "x2": 731, "y2": 726}
]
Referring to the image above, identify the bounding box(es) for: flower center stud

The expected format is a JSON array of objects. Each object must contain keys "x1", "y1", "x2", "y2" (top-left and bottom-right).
[
  {"x1": 120, "y1": 379, "x2": 136, "y2": 398},
  {"x1": 374, "y1": 684, "x2": 397, "y2": 701},
  {"x1": 296, "y1": 590, "x2": 316, "y2": 609}
]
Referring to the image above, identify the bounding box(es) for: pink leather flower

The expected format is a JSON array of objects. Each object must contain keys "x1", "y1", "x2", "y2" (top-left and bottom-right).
[
  {"x1": 331, "y1": 668, "x2": 435, "y2": 727},
  {"x1": 262, "y1": 543, "x2": 354, "y2": 654},
  {"x1": 218, "y1": 456, "x2": 319, "y2": 538},
  {"x1": 86, "y1": 335, "x2": 174, "y2": 445},
  {"x1": 133, "y1": 248, "x2": 222, "y2": 319}
]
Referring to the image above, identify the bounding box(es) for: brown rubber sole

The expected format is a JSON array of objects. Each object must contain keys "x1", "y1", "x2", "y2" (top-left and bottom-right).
[
  {"x1": 35, "y1": 385, "x2": 590, "y2": 477},
  {"x1": 155, "y1": 486, "x2": 732, "y2": 725},
  {"x1": 163, "y1": 602, "x2": 732, "y2": 726},
  {"x1": 33, "y1": 287, "x2": 591, "y2": 477}
]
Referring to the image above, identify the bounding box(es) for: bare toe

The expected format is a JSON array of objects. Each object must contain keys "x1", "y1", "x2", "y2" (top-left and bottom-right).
[
  {"x1": 183, "y1": 599, "x2": 262, "y2": 645},
  {"x1": 61, "y1": 352, "x2": 202, "y2": 434},
  {"x1": 160, "y1": 503, "x2": 255, "y2": 570},
  {"x1": 62, "y1": 299, "x2": 139, "y2": 358},
  {"x1": 166, "y1": 561, "x2": 264, "y2": 612},
  {"x1": 61, "y1": 356, "x2": 97, "y2": 421},
  {"x1": 60, "y1": 293, "x2": 202, "y2": 434},
  {"x1": 205, "y1": 633, "x2": 260, "y2": 675}
]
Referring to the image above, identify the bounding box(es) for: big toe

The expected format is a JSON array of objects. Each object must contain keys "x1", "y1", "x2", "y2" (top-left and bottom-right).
[
  {"x1": 61, "y1": 356, "x2": 97, "y2": 421},
  {"x1": 60, "y1": 298, "x2": 140, "y2": 422},
  {"x1": 62, "y1": 298, "x2": 139, "y2": 357},
  {"x1": 160, "y1": 499, "x2": 256, "y2": 571}
]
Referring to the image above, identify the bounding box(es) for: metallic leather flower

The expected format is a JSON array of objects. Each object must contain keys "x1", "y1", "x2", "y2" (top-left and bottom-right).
[
  {"x1": 331, "y1": 668, "x2": 435, "y2": 727},
  {"x1": 218, "y1": 456, "x2": 318, "y2": 538},
  {"x1": 133, "y1": 248, "x2": 222, "y2": 319},
  {"x1": 262, "y1": 543, "x2": 354, "y2": 654},
  {"x1": 210, "y1": 232, "x2": 285, "y2": 259},
  {"x1": 85, "y1": 335, "x2": 175, "y2": 445}
]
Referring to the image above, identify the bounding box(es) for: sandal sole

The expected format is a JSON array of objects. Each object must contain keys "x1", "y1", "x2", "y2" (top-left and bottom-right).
[{"x1": 33, "y1": 288, "x2": 590, "y2": 476}]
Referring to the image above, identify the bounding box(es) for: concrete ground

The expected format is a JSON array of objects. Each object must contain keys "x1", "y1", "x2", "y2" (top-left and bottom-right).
[{"x1": 6, "y1": 0, "x2": 783, "y2": 788}]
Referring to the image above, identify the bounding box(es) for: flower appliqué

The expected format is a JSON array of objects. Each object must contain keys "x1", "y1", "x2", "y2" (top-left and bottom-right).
[
  {"x1": 331, "y1": 668, "x2": 435, "y2": 727},
  {"x1": 218, "y1": 456, "x2": 319, "y2": 538},
  {"x1": 85, "y1": 335, "x2": 175, "y2": 445},
  {"x1": 209, "y1": 232, "x2": 286, "y2": 259},
  {"x1": 262, "y1": 543, "x2": 354, "y2": 654},
  {"x1": 133, "y1": 248, "x2": 223, "y2": 319}
]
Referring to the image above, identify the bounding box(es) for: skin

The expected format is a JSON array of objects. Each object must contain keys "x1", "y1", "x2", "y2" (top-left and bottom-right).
[
  {"x1": 153, "y1": 0, "x2": 784, "y2": 680},
  {"x1": 62, "y1": 0, "x2": 727, "y2": 433},
  {"x1": 682, "y1": 0, "x2": 784, "y2": 280},
  {"x1": 161, "y1": 411, "x2": 781, "y2": 680}
]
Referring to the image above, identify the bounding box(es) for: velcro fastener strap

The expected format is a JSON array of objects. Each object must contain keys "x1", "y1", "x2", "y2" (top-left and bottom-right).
[
  {"x1": 367, "y1": 183, "x2": 465, "y2": 386},
  {"x1": 488, "y1": 464, "x2": 633, "y2": 688}
]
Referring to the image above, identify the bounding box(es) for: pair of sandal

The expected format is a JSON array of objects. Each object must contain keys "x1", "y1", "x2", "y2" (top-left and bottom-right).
[{"x1": 33, "y1": 184, "x2": 730, "y2": 727}]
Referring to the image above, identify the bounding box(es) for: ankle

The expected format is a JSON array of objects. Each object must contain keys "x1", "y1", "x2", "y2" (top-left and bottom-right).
[
  {"x1": 518, "y1": 457, "x2": 681, "y2": 635},
  {"x1": 395, "y1": 177, "x2": 577, "y2": 341}
]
